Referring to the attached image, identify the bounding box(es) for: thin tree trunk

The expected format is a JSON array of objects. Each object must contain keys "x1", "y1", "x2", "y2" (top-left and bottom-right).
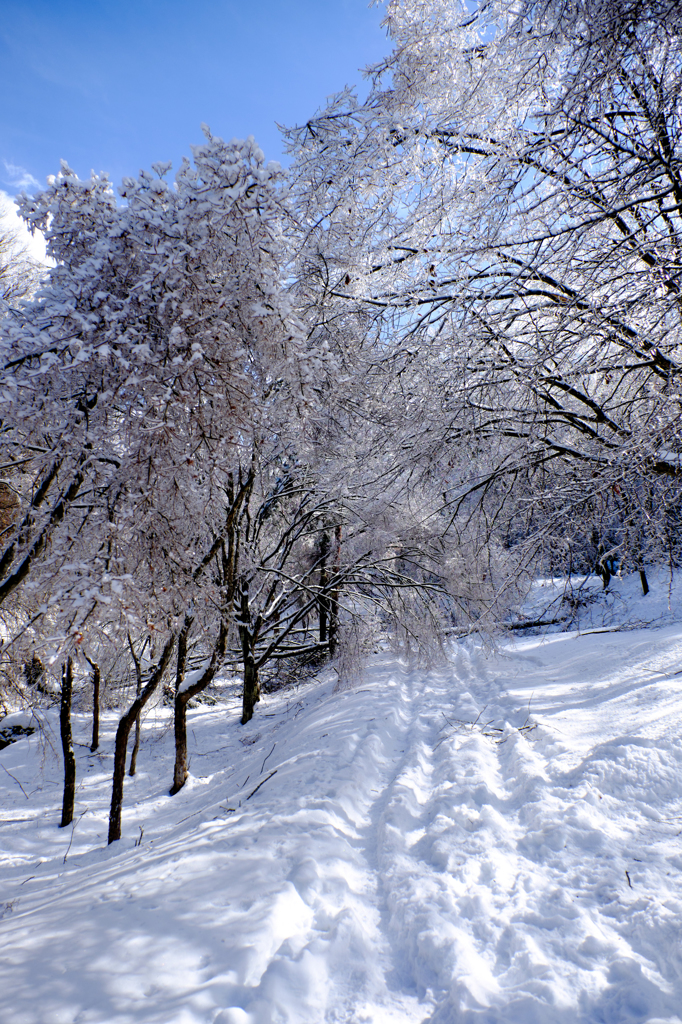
[
  {"x1": 639, "y1": 568, "x2": 649, "y2": 595},
  {"x1": 84, "y1": 652, "x2": 100, "y2": 753},
  {"x1": 238, "y1": 581, "x2": 259, "y2": 725},
  {"x1": 127, "y1": 634, "x2": 145, "y2": 777},
  {"x1": 168, "y1": 464, "x2": 249, "y2": 793},
  {"x1": 129, "y1": 715, "x2": 141, "y2": 776},
  {"x1": 172, "y1": 694, "x2": 190, "y2": 795},
  {"x1": 170, "y1": 618, "x2": 227, "y2": 794},
  {"x1": 108, "y1": 633, "x2": 175, "y2": 844},
  {"x1": 241, "y1": 650, "x2": 259, "y2": 725},
  {"x1": 0, "y1": 460, "x2": 61, "y2": 583},
  {"x1": 318, "y1": 530, "x2": 330, "y2": 644},
  {"x1": 170, "y1": 613, "x2": 193, "y2": 796},
  {"x1": 328, "y1": 524, "x2": 342, "y2": 657},
  {"x1": 59, "y1": 657, "x2": 76, "y2": 828},
  {"x1": 175, "y1": 615, "x2": 192, "y2": 695}
]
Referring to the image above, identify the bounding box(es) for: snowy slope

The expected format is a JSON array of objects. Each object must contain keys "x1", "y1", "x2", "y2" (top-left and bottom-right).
[{"x1": 2, "y1": 572, "x2": 682, "y2": 1024}]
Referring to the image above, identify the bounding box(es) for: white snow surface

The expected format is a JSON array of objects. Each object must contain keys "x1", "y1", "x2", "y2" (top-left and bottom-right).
[{"x1": 2, "y1": 571, "x2": 682, "y2": 1024}]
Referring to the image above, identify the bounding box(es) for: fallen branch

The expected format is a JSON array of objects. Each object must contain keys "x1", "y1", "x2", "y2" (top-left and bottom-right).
[
  {"x1": 63, "y1": 808, "x2": 87, "y2": 863},
  {"x1": 1, "y1": 763, "x2": 28, "y2": 799},
  {"x1": 261, "y1": 743, "x2": 276, "y2": 773},
  {"x1": 246, "y1": 769, "x2": 278, "y2": 801},
  {"x1": 507, "y1": 618, "x2": 565, "y2": 630}
]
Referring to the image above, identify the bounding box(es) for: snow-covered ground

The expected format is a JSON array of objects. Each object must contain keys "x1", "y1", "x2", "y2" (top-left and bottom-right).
[{"x1": 2, "y1": 571, "x2": 682, "y2": 1024}]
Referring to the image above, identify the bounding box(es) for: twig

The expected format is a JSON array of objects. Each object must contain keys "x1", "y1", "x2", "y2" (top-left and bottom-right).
[
  {"x1": 192, "y1": 747, "x2": 238, "y2": 757},
  {"x1": 261, "y1": 743, "x2": 276, "y2": 773},
  {"x1": 1, "y1": 763, "x2": 28, "y2": 799},
  {"x1": 174, "y1": 810, "x2": 203, "y2": 826},
  {"x1": 625, "y1": 870, "x2": 633, "y2": 889},
  {"x1": 577, "y1": 626, "x2": 626, "y2": 636},
  {"x1": 507, "y1": 618, "x2": 565, "y2": 630},
  {"x1": 63, "y1": 808, "x2": 87, "y2": 864},
  {"x1": 470, "y1": 708, "x2": 486, "y2": 730},
  {"x1": 246, "y1": 769, "x2": 277, "y2": 801}
]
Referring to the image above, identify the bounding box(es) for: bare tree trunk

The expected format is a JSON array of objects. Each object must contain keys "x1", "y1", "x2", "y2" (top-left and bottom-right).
[
  {"x1": 639, "y1": 569, "x2": 649, "y2": 596},
  {"x1": 84, "y1": 652, "x2": 100, "y2": 753},
  {"x1": 241, "y1": 650, "x2": 259, "y2": 725},
  {"x1": 318, "y1": 529, "x2": 330, "y2": 644},
  {"x1": 170, "y1": 613, "x2": 193, "y2": 796},
  {"x1": 175, "y1": 615, "x2": 192, "y2": 696},
  {"x1": 129, "y1": 716, "x2": 141, "y2": 776},
  {"x1": 171, "y1": 693, "x2": 190, "y2": 795},
  {"x1": 59, "y1": 657, "x2": 76, "y2": 828},
  {"x1": 328, "y1": 524, "x2": 342, "y2": 657},
  {"x1": 127, "y1": 634, "x2": 144, "y2": 777},
  {"x1": 108, "y1": 633, "x2": 175, "y2": 844},
  {"x1": 170, "y1": 618, "x2": 227, "y2": 794},
  {"x1": 238, "y1": 582, "x2": 259, "y2": 725},
  {"x1": 168, "y1": 465, "x2": 251, "y2": 792}
]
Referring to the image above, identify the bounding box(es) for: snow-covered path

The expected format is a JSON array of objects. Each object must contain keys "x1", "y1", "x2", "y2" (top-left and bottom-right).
[
  {"x1": 3, "y1": 618, "x2": 682, "y2": 1023},
  {"x1": 376, "y1": 631, "x2": 682, "y2": 1023}
]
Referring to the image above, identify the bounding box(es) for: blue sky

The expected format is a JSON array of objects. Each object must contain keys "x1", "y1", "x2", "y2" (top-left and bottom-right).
[{"x1": 0, "y1": 0, "x2": 388, "y2": 197}]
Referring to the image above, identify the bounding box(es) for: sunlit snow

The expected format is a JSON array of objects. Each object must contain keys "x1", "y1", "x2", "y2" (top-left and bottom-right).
[{"x1": 2, "y1": 571, "x2": 682, "y2": 1023}]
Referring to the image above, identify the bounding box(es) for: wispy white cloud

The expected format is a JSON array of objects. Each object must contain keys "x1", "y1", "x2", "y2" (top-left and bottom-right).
[{"x1": 2, "y1": 159, "x2": 40, "y2": 192}]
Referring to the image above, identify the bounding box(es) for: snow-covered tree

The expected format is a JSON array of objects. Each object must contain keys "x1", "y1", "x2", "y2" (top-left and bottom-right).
[
  {"x1": 284, "y1": 0, "x2": 682, "y2": 586},
  {"x1": 0, "y1": 129, "x2": 313, "y2": 839},
  {"x1": 1, "y1": 130, "x2": 306, "y2": 619}
]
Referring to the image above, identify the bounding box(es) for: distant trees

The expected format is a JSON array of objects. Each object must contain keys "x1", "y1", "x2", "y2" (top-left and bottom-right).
[
  {"x1": 223, "y1": 454, "x2": 442, "y2": 724},
  {"x1": 0, "y1": 221, "x2": 42, "y2": 307}
]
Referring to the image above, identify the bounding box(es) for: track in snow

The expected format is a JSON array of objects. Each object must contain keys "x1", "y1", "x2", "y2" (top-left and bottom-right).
[
  {"x1": 376, "y1": 631, "x2": 682, "y2": 1023},
  {"x1": 2, "y1": 623, "x2": 682, "y2": 1023}
]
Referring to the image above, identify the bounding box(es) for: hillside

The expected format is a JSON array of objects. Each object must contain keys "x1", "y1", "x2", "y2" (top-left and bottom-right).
[{"x1": 2, "y1": 571, "x2": 682, "y2": 1024}]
